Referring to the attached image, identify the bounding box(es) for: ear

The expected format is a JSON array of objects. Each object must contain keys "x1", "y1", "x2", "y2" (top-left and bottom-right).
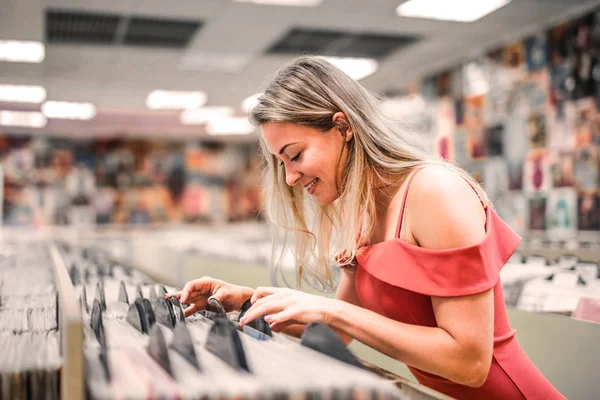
[{"x1": 332, "y1": 112, "x2": 353, "y2": 142}]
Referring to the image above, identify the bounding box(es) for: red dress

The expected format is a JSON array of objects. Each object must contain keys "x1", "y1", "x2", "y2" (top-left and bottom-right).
[{"x1": 354, "y1": 169, "x2": 564, "y2": 400}]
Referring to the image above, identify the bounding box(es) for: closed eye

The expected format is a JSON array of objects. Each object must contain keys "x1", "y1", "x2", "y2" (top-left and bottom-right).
[{"x1": 290, "y1": 153, "x2": 301, "y2": 162}]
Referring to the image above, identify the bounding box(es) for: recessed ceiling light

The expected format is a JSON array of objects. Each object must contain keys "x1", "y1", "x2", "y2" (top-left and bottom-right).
[
  {"x1": 0, "y1": 85, "x2": 47, "y2": 103},
  {"x1": 180, "y1": 53, "x2": 252, "y2": 73},
  {"x1": 146, "y1": 90, "x2": 207, "y2": 110},
  {"x1": 322, "y1": 57, "x2": 379, "y2": 81},
  {"x1": 234, "y1": 0, "x2": 323, "y2": 6},
  {"x1": 206, "y1": 117, "x2": 255, "y2": 135},
  {"x1": 180, "y1": 107, "x2": 235, "y2": 125},
  {"x1": 241, "y1": 92, "x2": 261, "y2": 113},
  {"x1": 0, "y1": 110, "x2": 47, "y2": 128},
  {"x1": 396, "y1": 0, "x2": 512, "y2": 22},
  {"x1": 42, "y1": 101, "x2": 97, "y2": 120},
  {"x1": 0, "y1": 40, "x2": 45, "y2": 63}
]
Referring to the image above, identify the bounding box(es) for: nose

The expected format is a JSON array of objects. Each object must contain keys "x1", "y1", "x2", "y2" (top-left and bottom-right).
[{"x1": 284, "y1": 166, "x2": 301, "y2": 187}]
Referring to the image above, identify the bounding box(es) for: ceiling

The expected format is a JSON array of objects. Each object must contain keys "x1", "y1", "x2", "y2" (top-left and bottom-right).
[{"x1": 0, "y1": 0, "x2": 598, "y2": 140}]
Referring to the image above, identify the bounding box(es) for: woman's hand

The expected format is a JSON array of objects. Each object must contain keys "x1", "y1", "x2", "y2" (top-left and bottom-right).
[
  {"x1": 239, "y1": 287, "x2": 335, "y2": 332},
  {"x1": 168, "y1": 277, "x2": 254, "y2": 317}
]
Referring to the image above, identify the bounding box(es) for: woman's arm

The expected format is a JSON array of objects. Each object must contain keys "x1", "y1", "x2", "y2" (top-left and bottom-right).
[{"x1": 327, "y1": 289, "x2": 493, "y2": 387}]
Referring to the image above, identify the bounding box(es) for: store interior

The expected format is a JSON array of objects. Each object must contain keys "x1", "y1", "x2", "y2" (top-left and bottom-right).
[{"x1": 1, "y1": 0, "x2": 600, "y2": 399}]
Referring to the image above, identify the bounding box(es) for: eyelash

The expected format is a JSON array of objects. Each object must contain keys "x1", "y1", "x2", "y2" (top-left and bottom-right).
[{"x1": 279, "y1": 153, "x2": 301, "y2": 167}]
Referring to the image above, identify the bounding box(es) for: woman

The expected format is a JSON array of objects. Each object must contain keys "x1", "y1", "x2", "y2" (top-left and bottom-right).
[{"x1": 171, "y1": 56, "x2": 564, "y2": 399}]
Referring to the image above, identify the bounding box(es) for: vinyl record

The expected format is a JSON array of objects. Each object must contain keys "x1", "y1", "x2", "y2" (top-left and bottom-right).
[{"x1": 523, "y1": 150, "x2": 552, "y2": 193}]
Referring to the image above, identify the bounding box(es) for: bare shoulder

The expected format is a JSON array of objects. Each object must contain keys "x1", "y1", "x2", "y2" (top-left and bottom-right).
[{"x1": 406, "y1": 166, "x2": 487, "y2": 250}]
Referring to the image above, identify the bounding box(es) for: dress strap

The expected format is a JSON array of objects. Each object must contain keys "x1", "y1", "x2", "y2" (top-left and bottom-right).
[
  {"x1": 394, "y1": 167, "x2": 426, "y2": 238},
  {"x1": 394, "y1": 165, "x2": 486, "y2": 239}
]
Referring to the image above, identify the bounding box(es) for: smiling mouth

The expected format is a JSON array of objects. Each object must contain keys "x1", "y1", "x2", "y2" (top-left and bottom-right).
[{"x1": 306, "y1": 178, "x2": 318, "y2": 192}]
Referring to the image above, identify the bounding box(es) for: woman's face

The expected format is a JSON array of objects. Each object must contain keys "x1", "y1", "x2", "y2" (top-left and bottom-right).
[{"x1": 261, "y1": 120, "x2": 351, "y2": 205}]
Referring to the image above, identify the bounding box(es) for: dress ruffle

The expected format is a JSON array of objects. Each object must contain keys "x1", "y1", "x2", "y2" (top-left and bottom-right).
[{"x1": 356, "y1": 207, "x2": 521, "y2": 297}]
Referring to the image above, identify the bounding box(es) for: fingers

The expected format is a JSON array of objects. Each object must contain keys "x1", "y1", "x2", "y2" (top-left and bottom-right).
[
  {"x1": 179, "y1": 277, "x2": 214, "y2": 304},
  {"x1": 183, "y1": 303, "x2": 198, "y2": 317},
  {"x1": 251, "y1": 286, "x2": 286, "y2": 304},
  {"x1": 239, "y1": 298, "x2": 289, "y2": 326}
]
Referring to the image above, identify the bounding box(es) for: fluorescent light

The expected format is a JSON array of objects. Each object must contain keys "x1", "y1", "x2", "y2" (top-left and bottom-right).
[
  {"x1": 234, "y1": 0, "x2": 323, "y2": 6},
  {"x1": 206, "y1": 117, "x2": 255, "y2": 135},
  {"x1": 0, "y1": 40, "x2": 45, "y2": 63},
  {"x1": 0, "y1": 85, "x2": 46, "y2": 103},
  {"x1": 396, "y1": 0, "x2": 512, "y2": 22},
  {"x1": 0, "y1": 111, "x2": 47, "y2": 128},
  {"x1": 146, "y1": 90, "x2": 207, "y2": 110},
  {"x1": 42, "y1": 101, "x2": 96, "y2": 120},
  {"x1": 241, "y1": 92, "x2": 261, "y2": 113},
  {"x1": 180, "y1": 53, "x2": 252, "y2": 73},
  {"x1": 322, "y1": 57, "x2": 379, "y2": 81},
  {"x1": 180, "y1": 107, "x2": 235, "y2": 125}
]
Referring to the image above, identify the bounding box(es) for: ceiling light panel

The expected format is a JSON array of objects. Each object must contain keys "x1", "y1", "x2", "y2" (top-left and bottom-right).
[
  {"x1": 241, "y1": 93, "x2": 261, "y2": 113},
  {"x1": 180, "y1": 107, "x2": 235, "y2": 125},
  {"x1": 396, "y1": 0, "x2": 512, "y2": 23},
  {"x1": 0, "y1": 40, "x2": 45, "y2": 63},
  {"x1": 207, "y1": 117, "x2": 255, "y2": 135},
  {"x1": 0, "y1": 85, "x2": 47, "y2": 103},
  {"x1": 0, "y1": 111, "x2": 47, "y2": 128},
  {"x1": 146, "y1": 90, "x2": 207, "y2": 110},
  {"x1": 234, "y1": 0, "x2": 323, "y2": 6},
  {"x1": 322, "y1": 57, "x2": 379, "y2": 80},
  {"x1": 42, "y1": 101, "x2": 96, "y2": 120}
]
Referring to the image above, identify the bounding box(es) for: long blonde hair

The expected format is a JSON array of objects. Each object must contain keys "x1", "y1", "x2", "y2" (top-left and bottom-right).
[{"x1": 250, "y1": 56, "x2": 489, "y2": 291}]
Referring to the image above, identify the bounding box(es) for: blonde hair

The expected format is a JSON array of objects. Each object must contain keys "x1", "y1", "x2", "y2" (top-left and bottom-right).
[{"x1": 250, "y1": 56, "x2": 489, "y2": 291}]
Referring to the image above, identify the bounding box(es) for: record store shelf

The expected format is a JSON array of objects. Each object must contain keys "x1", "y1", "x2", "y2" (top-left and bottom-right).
[{"x1": 40, "y1": 241, "x2": 451, "y2": 400}]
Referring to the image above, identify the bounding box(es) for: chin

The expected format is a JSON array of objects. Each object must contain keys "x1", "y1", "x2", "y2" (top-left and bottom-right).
[{"x1": 314, "y1": 191, "x2": 339, "y2": 206}]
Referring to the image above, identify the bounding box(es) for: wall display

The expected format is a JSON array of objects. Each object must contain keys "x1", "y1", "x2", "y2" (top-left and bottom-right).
[
  {"x1": 504, "y1": 86, "x2": 529, "y2": 160},
  {"x1": 574, "y1": 97, "x2": 599, "y2": 146},
  {"x1": 574, "y1": 145, "x2": 599, "y2": 190},
  {"x1": 453, "y1": 128, "x2": 470, "y2": 166},
  {"x1": 551, "y1": 152, "x2": 575, "y2": 188},
  {"x1": 484, "y1": 49, "x2": 511, "y2": 123},
  {"x1": 423, "y1": 8, "x2": 600, "y2": 240},
  {"x1": 528, "y1": 113, "x2": 547, "y2": 149},
  {"x1": 571, "y1": 15, "x2": 597, "y2": 100},
  {"x1": 0, "y1": 134, "x2": 262, "y2": 226},
  {"x1": 529, "y1": 195, "x2": 547, "y2": 231},
  {"x1": 577, "y1": 190, "x2": 600, "y2": 231},
  {"x1": 483, "y1": 157, "x2": 509, "y2": 203},
  {"x1": 525, "y1": 33, "x2": 548, "y2": 72},
  {"x1": 508, "y1": 160, "x2": 524, "y2": 191},
  {"x1": 486, "y1": 123, "x2": 505, "y2": 157},
  {"x1": 546, "y1": 188, "x2": 578, "y2": 240},
  {"x1": 495, "y1": 192, "x2": 528, "y2": 236},
  {"x1": 548, "y1": 101, "x2": 576, "y2": 150},
  {"x1": 523, "y1": 149, "x2": 552, "y2": 193}
]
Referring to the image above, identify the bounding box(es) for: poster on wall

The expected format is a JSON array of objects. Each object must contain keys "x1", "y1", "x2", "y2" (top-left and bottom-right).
[
  {"x1": 551, "y1": 151, "x2": 575, "y2": 187},
  {"x1": 484, "y1": 48, "x2": 511, "y2": 123},
  {"x1": 577, "y1": 190, "x2": 600, "y2": 231},
  {"x1": 571, "y1": 14, "x2": 597, "y2": 100},
  {"x1": 505, "y1": 86, "x2": 529, "y2": 161},
  {"x1": 574, "y1": 145, "x2": 599, "y2": 190},
  {"x1": 528, "y1": 113, "x2": 547, "y2": 149},
  {"x1": 574, "y1": 98, "x2": 599, "y2": 146},
  {"x1": 546, "y1": 188, "x2": 578, "y2": 240},
  {"x1": 523, "y1": 149, "x2": 552, "y2": 193},
  {"x1": 548, "y1": 100, "x2": 576, "y2": 150},
  {"x1": 496, "y1": 192, "x2": 528, "y2": 236},
  {"x1": 525, "y1": 33, "x2": 548, "y2": 72},
  {"x1": 486, "y1": 124, "x2": 505, "y2": 157},
  {"x1": 529, "y1": 195, "x2": 547, "y2": 231},
  {"x1": 483, "y1": 157, "x2": 509, "y2": 203},
  {"x1": 508, "y1": 159, "x2": 524, "y2": 191}
]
